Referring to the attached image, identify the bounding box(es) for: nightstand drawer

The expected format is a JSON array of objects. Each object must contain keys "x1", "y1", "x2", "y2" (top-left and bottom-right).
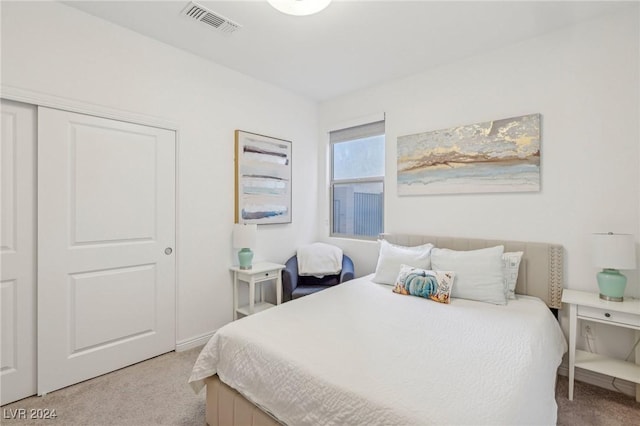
[
  {"x1": 578, "y1": 305, "x2": 640, "y2": 327},
  {"x1": 254, "y1": 271, "x2": 277, "y2": 281}
]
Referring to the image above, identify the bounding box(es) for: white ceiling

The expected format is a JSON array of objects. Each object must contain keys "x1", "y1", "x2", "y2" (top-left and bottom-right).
[{"x1": 63, "y1": 0, "x2": 630, "y2": 101}]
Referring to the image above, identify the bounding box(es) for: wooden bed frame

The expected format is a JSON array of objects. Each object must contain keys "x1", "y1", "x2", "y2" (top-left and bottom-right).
[{"x1": 204, "y1": 234, "x2": 565, "y2": 426}]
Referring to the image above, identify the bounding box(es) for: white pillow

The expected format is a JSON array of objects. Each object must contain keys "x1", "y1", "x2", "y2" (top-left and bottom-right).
[
  {"x1": 503, "y1": 251, "x2": 523, "y2": 300},
  {"x1": 372, "y1": 240, "x2": 434, "y2": 285},
  {"x1": 431, "y1": 245, "x2": 506, "y2": 305}
]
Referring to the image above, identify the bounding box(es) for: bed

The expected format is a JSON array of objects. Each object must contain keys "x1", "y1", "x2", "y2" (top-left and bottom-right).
[{"x1": 189, "y1": 234, "x2": 567, "y2": 425}]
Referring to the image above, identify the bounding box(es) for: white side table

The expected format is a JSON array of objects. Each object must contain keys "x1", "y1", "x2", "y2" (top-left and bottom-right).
[
  {"x1": 230, "y1": 262, "x2": 285, "y2": 320},
  {"x1": 562, "y1": 289, "x2": 640, "y2": 402}
]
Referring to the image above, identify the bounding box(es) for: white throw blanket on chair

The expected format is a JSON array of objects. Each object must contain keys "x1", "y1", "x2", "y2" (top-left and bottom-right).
[{"x1": 297, "y1": 243, "x2": 343, "y2": 278}]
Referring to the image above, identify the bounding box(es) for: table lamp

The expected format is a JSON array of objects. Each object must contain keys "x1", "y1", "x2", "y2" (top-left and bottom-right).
[
  {"x1": 592, "y1": 232, "x2": 636, "y2": 302},
  {"x1": 233, "y1": 223, "x2": 257, "y2": 270}
]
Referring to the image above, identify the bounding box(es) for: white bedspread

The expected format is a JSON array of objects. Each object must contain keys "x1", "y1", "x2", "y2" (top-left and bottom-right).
[{"x1": 189, "y1": 274, "x2": 567, "y2": 425}]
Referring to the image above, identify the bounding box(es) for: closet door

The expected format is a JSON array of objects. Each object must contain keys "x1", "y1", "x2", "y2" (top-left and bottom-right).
[
  {"x1": 37, "y1": 107, "x2": 176, "y2": 394},
  {"x1": 1, "y1": 100, "x2": 37, "y2": 405}
]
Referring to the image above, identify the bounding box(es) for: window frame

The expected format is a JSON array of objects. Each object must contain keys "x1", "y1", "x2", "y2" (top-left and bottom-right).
[{"x1": 329, "y1": 123, "x2": 385, "y2": 240}]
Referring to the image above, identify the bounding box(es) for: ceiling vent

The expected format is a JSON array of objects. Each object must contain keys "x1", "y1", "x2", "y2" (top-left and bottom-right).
[{"x1": 181, "y1": 2, "x2": 241, "y2": 35}]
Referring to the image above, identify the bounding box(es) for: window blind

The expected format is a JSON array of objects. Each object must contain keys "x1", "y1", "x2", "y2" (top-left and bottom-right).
[{"x1": 329, "y1": 120, "x2": 385, "y2": 144}]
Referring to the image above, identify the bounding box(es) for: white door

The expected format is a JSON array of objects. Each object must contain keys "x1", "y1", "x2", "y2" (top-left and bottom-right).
[
  {"x1": 37, "y1": 107, "x2": 176, "y2": 394},
  {"x1": 1, "y1": 100, "x2": 37, "y2": 404}
]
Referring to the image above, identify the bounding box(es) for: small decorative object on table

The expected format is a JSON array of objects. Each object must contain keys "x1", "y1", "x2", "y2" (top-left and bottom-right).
[
  {"x1": 233, "y1": 223, "x2": 257, "y2": 270},
  {"x1": 592, "y1": 232, "x2": 636, "y2": 302}
]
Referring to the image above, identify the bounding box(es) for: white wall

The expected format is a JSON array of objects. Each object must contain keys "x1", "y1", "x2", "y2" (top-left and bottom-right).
[
  {"x1": 3, "y1": 0, "x2": 638, "y2": 367},
  {"x1": 318, "y1": 8, "x2": 639, "y2": 359},
  {"x1": 1, "y1": 1, "x2": 319, "y2": 345}
]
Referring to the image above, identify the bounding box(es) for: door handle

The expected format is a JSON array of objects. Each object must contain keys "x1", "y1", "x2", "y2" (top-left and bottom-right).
[{"x1": 165, "y1": 247, "x2": 173, "y2": 255}]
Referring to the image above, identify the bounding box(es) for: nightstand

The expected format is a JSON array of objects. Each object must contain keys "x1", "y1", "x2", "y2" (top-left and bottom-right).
[
  {"x1": 562, "y1": 289, "x2": 640, "y2": 402},
  {"x1": 230, "y1": 262, "x2": 285, "y2": 320}
]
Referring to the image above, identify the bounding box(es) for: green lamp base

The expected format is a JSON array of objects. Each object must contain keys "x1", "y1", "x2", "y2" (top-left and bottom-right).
[
  {"x1": 238, "y1": 248, "x2": 254, "y2": 270},
  {"x1": 597, "y1": 268, "x2": 626, "y2": 302}
]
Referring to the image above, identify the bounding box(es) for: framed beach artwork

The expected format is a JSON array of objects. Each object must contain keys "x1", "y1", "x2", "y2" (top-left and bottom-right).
[
  {"x1": 235, "y1": 130, "x2": 292, "y2": 224},
  {"x1": 397, "y1": 114, "x2": 541, "y2": 195}
]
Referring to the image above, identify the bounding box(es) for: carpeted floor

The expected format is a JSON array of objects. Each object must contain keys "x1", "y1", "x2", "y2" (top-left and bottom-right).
[
  {"x1": 1, "y1": 347, "x2": 205, "y2": 426},
  {"x1": 556, "y1": 376, "x2": 640, "y2": 425},
  {"x1": 2, "y1": 346, "x2": 639, "y2": 425}
]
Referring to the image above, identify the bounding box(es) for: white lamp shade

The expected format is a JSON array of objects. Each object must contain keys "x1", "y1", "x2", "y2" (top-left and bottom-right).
[
  {"x1": 592, "y1": 233, "x2": 636, "y2": 270},
  {"x1": 233, "y1": 224, "x2": 257, "y2": 249},
  {"x1": 268, "y1": 0, "x2": 332, "y2": 16}
]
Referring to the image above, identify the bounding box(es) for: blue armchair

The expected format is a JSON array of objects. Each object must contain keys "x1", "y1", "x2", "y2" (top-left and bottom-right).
[{"x1": 282, "y1": 254, "x2": 354, "y2": 302}]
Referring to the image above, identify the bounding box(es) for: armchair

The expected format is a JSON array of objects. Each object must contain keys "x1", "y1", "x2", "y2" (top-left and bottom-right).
[{"x1": 282, "y1": 254, "x2": 354, "y2": 302}]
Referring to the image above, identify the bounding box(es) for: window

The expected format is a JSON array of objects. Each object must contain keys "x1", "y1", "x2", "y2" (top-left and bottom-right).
[{"x1": 330, "y1": 120, "x2": 385, "y2": 239}]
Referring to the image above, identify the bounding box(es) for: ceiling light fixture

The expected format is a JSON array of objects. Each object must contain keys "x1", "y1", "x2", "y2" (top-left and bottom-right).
[{"x1": 268, "y1": 0, "x2": 332, "y2": 16}]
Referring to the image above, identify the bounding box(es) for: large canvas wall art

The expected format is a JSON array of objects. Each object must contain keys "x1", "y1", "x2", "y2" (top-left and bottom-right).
[
  {"x1": 235, "y1": 130, "x2": 292, "y2": 224},
  {"x1": 397, "y1": 114, "x2": 541, "y2": 195}
]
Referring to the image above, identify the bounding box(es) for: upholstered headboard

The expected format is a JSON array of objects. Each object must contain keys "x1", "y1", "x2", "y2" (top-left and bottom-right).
[{"x1": 382, "y1": 234, "x2": 564, "y2": 309}]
